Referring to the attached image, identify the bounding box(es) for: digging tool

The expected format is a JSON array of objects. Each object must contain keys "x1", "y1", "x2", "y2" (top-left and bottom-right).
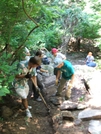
[{"x1": 31, "y1": 78, "x2": 50, "y2": 114}]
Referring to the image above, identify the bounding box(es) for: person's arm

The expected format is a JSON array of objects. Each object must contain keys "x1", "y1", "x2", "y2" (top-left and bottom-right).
[
  {"x1": 40, "y1": 68, "x2": 48, "y2": 73},
  {"x1": 15, "y1": 74, "x2": 25, "y2": 79},
  {"x1": 70, "y1": 74, "x2": 75, "y2": 85},
  {"x1": 59, "y1": 53, "x2": 66, "y2": 60},
  {"x1": 55, "y1": 70, "x2": 61, "y2": 85},
  {"x1": 31, "y1": 76, "x2": 38, "y2": 87}
]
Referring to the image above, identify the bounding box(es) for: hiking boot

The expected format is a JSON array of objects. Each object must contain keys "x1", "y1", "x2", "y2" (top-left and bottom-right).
[
  {"x1": 34, "y1": 97, "x2": 42, "y2": 102},
  {"x1": 26, "y1": 109, "x2": 32, "y2": 118},
  {"x1": 36, "y1": 97, "x2": 42, "y2": 102}
]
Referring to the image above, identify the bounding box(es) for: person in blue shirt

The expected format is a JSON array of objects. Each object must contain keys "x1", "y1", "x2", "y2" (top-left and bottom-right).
[
  {"x1": 86, "y1": 52, "x2": 96, "y2": 67},
  {"x1": 54, "y1": 58, "x2": 75, "y2": 99}
]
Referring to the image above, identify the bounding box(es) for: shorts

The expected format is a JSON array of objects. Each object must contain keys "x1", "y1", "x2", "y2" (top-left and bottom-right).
[{"x1": 15, "y1": 83, "x2": 29, "y2": 99}]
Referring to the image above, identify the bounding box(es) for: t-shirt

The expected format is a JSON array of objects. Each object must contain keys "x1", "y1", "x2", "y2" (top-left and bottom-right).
[
  {"x1": 14, "y1": 60, "x2": 37, "y2": 88},
  {"x1": 86, "y1": 55, "x2": 94, "y2": 63},
  {"x1": 58, "y1": 60, "x2": 74, "y2": 80},
  {"x1": 55, "y1": 52, "x2": 66, "y2": 60}
]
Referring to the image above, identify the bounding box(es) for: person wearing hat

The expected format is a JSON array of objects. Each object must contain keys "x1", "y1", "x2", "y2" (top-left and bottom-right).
[
  {"x1": 51, "y1": 48, "x2": 66, "y2": 81},
  {"x1": 54, "y1": 58, "x2": 75, "y2": 99},
  {"x1": 14, "y1": 56, "x2": 41, "y2": 118}
]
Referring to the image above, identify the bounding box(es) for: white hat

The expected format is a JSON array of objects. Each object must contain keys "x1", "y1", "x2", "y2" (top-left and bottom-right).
[{"x1": 54, "y1": 58, "x2": 63, "y2": 68}]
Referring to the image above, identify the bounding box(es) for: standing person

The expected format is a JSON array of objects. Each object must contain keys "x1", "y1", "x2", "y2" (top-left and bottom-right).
[
  {"x1": 51, "y1": 48, "x2": 66, "y2": 83},
  {"x1": 14, "y1": 56, "x2": 41, "y2": 118},
  {"x1": 86, "y1": 52, "x2": 96, "y2": 67},
  {"x1": 30, "y1": 50, "x2": 48, "y2": 101},
  {"x1": 53, "y1": 58, "x2": 75, "y2": 99}
]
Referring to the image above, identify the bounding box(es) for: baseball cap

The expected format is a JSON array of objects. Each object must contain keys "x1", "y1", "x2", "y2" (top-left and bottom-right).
[
  {"x1": 51, "y1": 48, "x2": 58, "y2": 54},
  {"x1": 54, "y1": 58, "x2": 63, "y2": 68}
]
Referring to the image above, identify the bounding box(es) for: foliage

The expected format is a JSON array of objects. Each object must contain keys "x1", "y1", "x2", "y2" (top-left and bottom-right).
[{"x1": 0, "y1": 0, "x2": 101, "y2": 98}]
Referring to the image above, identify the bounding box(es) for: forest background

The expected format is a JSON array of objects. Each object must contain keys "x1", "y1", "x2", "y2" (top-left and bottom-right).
[{"x1": 0, "y1": 0, "x2": 101, "y2": 99}]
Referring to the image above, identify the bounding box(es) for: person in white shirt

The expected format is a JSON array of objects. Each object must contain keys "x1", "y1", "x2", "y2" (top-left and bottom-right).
[{"x1": 51, "y1": 48, "x2": 66, "y2": 84}]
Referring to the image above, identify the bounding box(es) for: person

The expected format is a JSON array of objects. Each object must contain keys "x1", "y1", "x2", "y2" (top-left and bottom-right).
[
  {"x1": 14, "y1": 56, "x2": 41, "y2": 118},
  {"x1": 51, "y1": 48, "x2": 66, "y2": 82},
  {"x1": 35, "y1": 50, "x2": 48, "y2": 73},
  {"x1": 54, "y1": 58, "x2": 75, "y2": 99},
  {"x1": 24, "y1": 47, "x2": 31, "y2": 61},
  {"x1": 86, "y1": 52, "x2": 96, "y2": 67},
  {"x1": 30, "y1": 50, "x2": 48, "y2": 100},
  {"x1": 51, "y1": 48, "x2": 66, "y2": 60}
]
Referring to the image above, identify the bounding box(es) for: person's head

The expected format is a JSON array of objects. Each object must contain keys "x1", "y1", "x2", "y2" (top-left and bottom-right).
[
  {"x1": 88, "y1": 52, "x2": 92, "y2": 56},
  {"x1": 54, "y1": 58, "x2": 63, "y2": 68},
  {"x1": 35, "y1": 50, "x2": 43, "y2": 59},
  {"x1": 28, "y1": 56, "x2": 41, "y2": 68},
  {"x1": 51, "y1": 48, "x2": 58, "y2": 56}
]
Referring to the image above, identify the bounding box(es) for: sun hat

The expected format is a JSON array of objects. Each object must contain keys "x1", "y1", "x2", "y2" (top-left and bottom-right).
[
  {"x1": 51, "y1": 48, "x2": 58, "y2": 54},
  {"x1": 54, "y1": 58, "x2": 63, "y2": 68}
]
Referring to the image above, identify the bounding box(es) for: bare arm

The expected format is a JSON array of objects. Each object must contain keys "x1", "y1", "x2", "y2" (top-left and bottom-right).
[
  {"x1": 70, "y1": 74, "x2": 75, "y2": 85},
  {"x1": 15, "y1": 74, "x2": 25, "y2": 79},
  {"x1": 40, "y1": 68, "x2": 48, "y2": 73},
  {"x1": 56, "y1": 70, "x2": 61, "y2": 80}
]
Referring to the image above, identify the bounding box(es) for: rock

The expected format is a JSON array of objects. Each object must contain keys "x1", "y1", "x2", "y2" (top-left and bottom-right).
[
  {"x1": 50, "y1": 96, "x2": 65, "y2": 106},
  {"x1": 61, "y1": 111, "x2": 74, "y2": 121},
  {"x1": 88, "y1": 120, "x2": 101, "y2": 134},
  {"x1": 60, "y1": 100, "x2": 78, "y2": 110},
  {"x1": 78, "y1": 108, "x2": 101, "y2": 121},
  {"x1": 43, "y1": 75, "x2": 56, "y2": 87},
  {"x1": 52, "y1": 112, "x2": 63, "y2": 124},
  {"x1": 77, "y1": 103, "x2": 88, "y2": 110},
  {"x1": 74, "y1": 119, "x2": 82, "y2": 126},
  {"x1": 1, "y1": 106, "x2": 13, "y2": 119}
]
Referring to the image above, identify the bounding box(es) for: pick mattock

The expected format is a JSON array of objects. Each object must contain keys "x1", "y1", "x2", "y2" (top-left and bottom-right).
[{"x1": 31, "y1": 78, "x2": 50, "y2": 113}]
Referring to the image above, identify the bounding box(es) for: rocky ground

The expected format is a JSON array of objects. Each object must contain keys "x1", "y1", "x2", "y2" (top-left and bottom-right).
[{"x1": 0, "y1": 52, "x2": 101, "y2": 134}]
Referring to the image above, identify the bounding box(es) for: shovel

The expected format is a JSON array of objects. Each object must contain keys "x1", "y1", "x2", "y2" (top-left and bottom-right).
[{"x1": 31, "y1": 78, "x2": 50, "y2": 114}]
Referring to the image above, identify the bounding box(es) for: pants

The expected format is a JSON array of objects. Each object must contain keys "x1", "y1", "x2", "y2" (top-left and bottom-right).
[
  {"x1": 57, "y1": 78, "x2": 71, "y2": 98},
  {"x1": 31, "y1": 77, "x2": 43, "y2": 99},
  {"x1": 86, "y1": 62, "x2": 96, "y2": 67}
]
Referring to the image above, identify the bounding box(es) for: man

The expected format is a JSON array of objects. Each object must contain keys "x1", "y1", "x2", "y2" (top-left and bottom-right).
[
  {"x1": 51, "y1": 48, "x2": 66, "y2": 81},
  {"x1": 54, "y1": 58, "x2": 75, "y2": 99},
  {"x1": 14, "y1": 56, "x2": 41, "y2": 118}
]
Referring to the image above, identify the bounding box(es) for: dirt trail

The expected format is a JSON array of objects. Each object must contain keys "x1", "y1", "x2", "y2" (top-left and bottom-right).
[{"x1": 0, "y1": 52, "x2": 89, "y2": 134}]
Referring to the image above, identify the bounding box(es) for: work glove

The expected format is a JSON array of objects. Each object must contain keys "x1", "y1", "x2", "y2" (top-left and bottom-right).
[
  {"x1": 55, "y1": 79, "x2": 59, "y2": 86},
  {"x1": 25, "y1": 72, "x2": 31, "y2": 79}
]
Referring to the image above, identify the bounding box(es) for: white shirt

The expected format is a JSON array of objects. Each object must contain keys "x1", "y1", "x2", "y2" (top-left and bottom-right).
[{"x1": 54, "y1": 52, "x2": 66, "y2": 60}]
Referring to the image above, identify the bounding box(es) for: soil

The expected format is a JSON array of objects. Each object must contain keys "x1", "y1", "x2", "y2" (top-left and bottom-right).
[{"x1": 0, "y1": 52, "x2": 91, "y2": 134}]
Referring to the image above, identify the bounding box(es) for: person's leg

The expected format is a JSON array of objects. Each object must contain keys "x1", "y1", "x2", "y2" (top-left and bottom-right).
[
  {"x1": 15, "y1": 83, "x2": 32, "y2": 118},
  {"x1": 31, "y1": 80, "x2": 39, "y2": 99},
  {"x1": 65, "y1": 81, "x2": 72, "y2": 99},
  {"x1": 56, "y1": 78, "x2": 67, "y2": 95},
  {"x1": 22, "y1": 98, "x2": 28, "y2": 109}
]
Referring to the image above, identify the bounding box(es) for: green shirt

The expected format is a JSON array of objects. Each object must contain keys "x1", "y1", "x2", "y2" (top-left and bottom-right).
[{"x1": 58, "y1": 60, "x2": 74, "y2": 80}]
